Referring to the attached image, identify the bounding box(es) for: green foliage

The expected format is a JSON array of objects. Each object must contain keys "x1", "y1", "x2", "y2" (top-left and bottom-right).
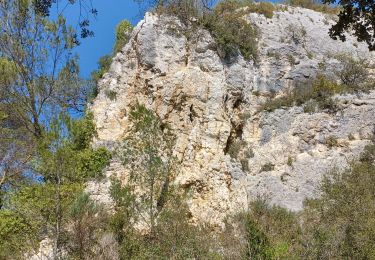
[
  {"x1": 325, "y1": 135, "x2": 339, "y2": 148},
  {"x1": 360, "y1": 144, "x2": 375, "y2": 163},
  {"x1": 155, "y1": 0, "x2": 201, "y2": 25},
  {"x1": 203, "y1": 3, "x2": 259, "y2": 61},
  {"x1": 302, "y1": 143, "x2": 375, "y2": 259},
  {"x1": 0, "y1": 210, "x2": 38, "y2": 259},
  {"x1": 92, "y1": 55, "x2": 112, "y2": 83},
  {"x1": 118, "y1": 104, "x2": 176, "y2": 234},
  {"x1": 261, "y1": 162, "x2": 275, "y2": 172},
  {"x1": 0, "y1": 57, "x2": 17, "y2": 86},
  {"x1": 108, "y1": 178, "x2": 136, "y2": 247},
  {"x1": 285, "y1": 0, "x2": 340, "y2": 14},
  {"x1": 67, "y1": 193, "x2": 106, "y2": 259},
  {"x1": 336, "y1": 54, "x2": 369, "y2": 88},
  {"x1": 90, "y1": 20, "x2": 133, "y2": 100},
  {"x1": 215, "y1": 0, "x2": 275, "y2": 18},
  {"x1": 77, "y1": 148, "x2": 112, "y2": 180},
  {"x1": 1, "y1": 183, "x2": 82, "y2": 257},
  {"x1": 69, "y1": 112, "x2": 97, "y2": 151},
  {"x1": 322, "y1": 0, "x2": 375, "y2": 50},
  {"x1": 287, "y1": 54, "x2": 296, "y2": 65},
  {"x1": 262, "y1": 75, "x2": 344, "y2": 112},
  {"x1": 114, "y1": 20, "x2": 133, "y2": 54},
  {"x1": 37, "y1": 113, "x2": 111, "y2": 182},
  {"x1": 244, "y1": 215, "x2": 272, "y2": 259},
  {"x1": 245, "y1": 1, "x2": 275, "y2": 19},
  {"x1": 105, "y1": 89, "x2": 118, "y2": 101},
  {"x1": 220, "y1": 199, "x2": 302, "y2": 259},
  {"x1": 11, "y1": 183, "x2": 83, "y2": 226},
  {"x1": 287, "y1": 156, "x2": 293, "y2": 166},
  {"x1": 90, "y1": 55, "x2": 112, "y2": 100},
  {"x1": 303, "y1": 99, "x2": 318, "y2": 113},
  {"x1": 227, "y1": 139, "x2": 247, "y2": 159}
]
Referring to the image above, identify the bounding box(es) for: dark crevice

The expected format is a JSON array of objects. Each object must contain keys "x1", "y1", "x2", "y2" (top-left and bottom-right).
[
  {"x1": 233, "y1": 96, "x2": 243, "y2": 109},
  {"x1": 224, "y1": 121, "x2": 244, "y2": 155},
  {"x1": 189, "y1": 104, "x2": 196, "y2": 122}
]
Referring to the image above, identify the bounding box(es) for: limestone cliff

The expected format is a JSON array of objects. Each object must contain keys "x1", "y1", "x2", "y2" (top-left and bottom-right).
[{"x1": 88, "y1": 6, "x2": 375, "y2": 227}]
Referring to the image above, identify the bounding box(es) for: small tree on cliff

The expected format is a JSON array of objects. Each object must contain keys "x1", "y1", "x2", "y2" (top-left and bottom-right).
[{"x1": 118, "y1": 105, "x2": 177, "y2": 235}]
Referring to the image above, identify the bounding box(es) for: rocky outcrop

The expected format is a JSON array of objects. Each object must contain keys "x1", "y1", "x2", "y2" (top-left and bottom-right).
[{"x1": 89, "y1": 6, "x2": 375, "y2": 227}]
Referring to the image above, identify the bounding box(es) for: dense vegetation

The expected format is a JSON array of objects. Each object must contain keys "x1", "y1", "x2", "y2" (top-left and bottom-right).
[
  {"x1": 1, "y1": 0, "x2": 375, "y2": 259},
  {"x1": 262, "y1": 54, "x2": 374, "y2": 113}
]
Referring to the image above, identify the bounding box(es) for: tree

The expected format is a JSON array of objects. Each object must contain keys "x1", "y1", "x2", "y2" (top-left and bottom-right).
[
  {"x1": 0, "y1": 0, "x2": 89, "y2": 205},
  {"x1": 118, "y1": 105, "x2": 176, "y2": 235},
  {"x1": 0, "y1": 113, "x2": 111, "y2": 258},
  {"x1": 28, "y1": 0, "x2": 97, "y2": 38},
  {"x1": 322, "y1": 0, "x2": 375, "y2": 51}
]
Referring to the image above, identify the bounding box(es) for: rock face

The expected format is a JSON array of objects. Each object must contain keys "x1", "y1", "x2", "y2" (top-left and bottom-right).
[{"x1": 89, "y1": 6, "x2": 375, "y2": 226}]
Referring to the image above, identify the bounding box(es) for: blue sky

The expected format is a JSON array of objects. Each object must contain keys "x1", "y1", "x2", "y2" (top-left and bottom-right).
[{"x1": 62, "y1": 0, "x2": 145, "y2": 78}]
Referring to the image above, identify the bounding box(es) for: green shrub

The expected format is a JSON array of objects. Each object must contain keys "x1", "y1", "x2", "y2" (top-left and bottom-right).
[
  {"x1": 246, "y1": 1, "x2": 275, "y2": 18},
  {"x1": 287, "y1": 156, "x2": 293, "y2": 166},
  {"x1": 245, "y1": 147, "x2": 255, "y2": 158},
  {"x1": 336, "y1": 54, "x2": 369, "y2": 88},
  {"x1": 220, "y1": 199, "x2": 302, "y2": 259},
  {"x1": 262, "y1": 75, "x2": 345, "y2": 112},
  {"x1": 155, "y1": 0, "x2": 201, "y2": 25},
  {"x1": 215, "y1": 0, "x2": 275, "y2": 18},
  {"x1": 227, "y1": 139, "x2": 247, "y2": 159},
  {"x1": 285, "y1": 0, "x2": 340, "y2": 14},
  {"x1": 261, "y1": 162, "x2": 275, "y2": 172},
  {"x1": 325, "y1": 135, "x2": 339, "y2": 148},
  {"x1": 0, "y1": 210, "x2": 38, "y2": 259},
  {"x1": 203, "y1": 2, "x2": 259, "y2": 61},
  {"x1": 114, "y1": 20, "x2": 133, "y2": 54},
  {"x1": 90, "y1": 20, "x2": 132, "y2": 100},
  {"x1": 287, "y1": 54, "x2": 296, "y2": 65},
  {"x1": 267, "y1": 50, "x2": 281, "y2": 60},
  {"x1": 89, "y1": 55, "x2": 112, "y2": 101},
  {"x1": 360, "y1": 143, "x2": 375, "y2": 163},
  {"x1": 77, "y1": 147, "x2": 112, "y2": 180},
  {"x1": 302, "y1": 144, "x2": 375, "y2": 259},
  {"x1": 105, "y1": 89, "x2": 117, "y2": 101},
  {"x1": 241, "y1": 159, "x2": 250, "y2": 171},
  {"x1": 303, "y1": 99, "x2": 317, "y2": 113}
]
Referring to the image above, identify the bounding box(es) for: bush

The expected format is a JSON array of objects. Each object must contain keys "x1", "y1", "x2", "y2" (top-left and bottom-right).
[
  {"x1": 156, "y1": 0, "x2": 201, "y2": 25},
  {"x1": 0, "y1": 210, "x2": 38, "y2": 259},
  {"x1": 77, "y1": 147, "x2": 112, "y2": 180},
  {"x1": 246, "y1": 1, "x2": 275, "y2": 18},
  {"x1": 287, "y1": 156, "x2": 293, "y2": 166},
  {"x1": 105, "y1": 89, "x2": 117, "y2": 101},
  {"x1": 261, "y1": 162, "x2": 275, "y2": 172},
  {"x1": 215, "y1": 0, "x2": 275, "y2": 18},
  {"x1": 336, "y1": 54, "x2": 369, "y2": 88},
  {"x1": 325, "y1": 135, "x2": 339, "y2": 148},
  {"x1": 202, "y1": 7, "x2": 259, "y2": 61},
  {"x1": 227, "y1": 139, "x2": 247, "y2": 159},
  {"x1": 219, "y1": 200, "x2": 302, "y2": 259},
  {"x1": 114, "y1": 20, "x2": 133, "y2": 54},
  {"x1": 285, "y1": 0, "x2": 340, "y2": 14},
  {"x1": 302, "y1": 144, "x2": 375, "y2": 259},
  {"x1": 262, "y1": 75, "x2": 344, "y2": 112}
]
